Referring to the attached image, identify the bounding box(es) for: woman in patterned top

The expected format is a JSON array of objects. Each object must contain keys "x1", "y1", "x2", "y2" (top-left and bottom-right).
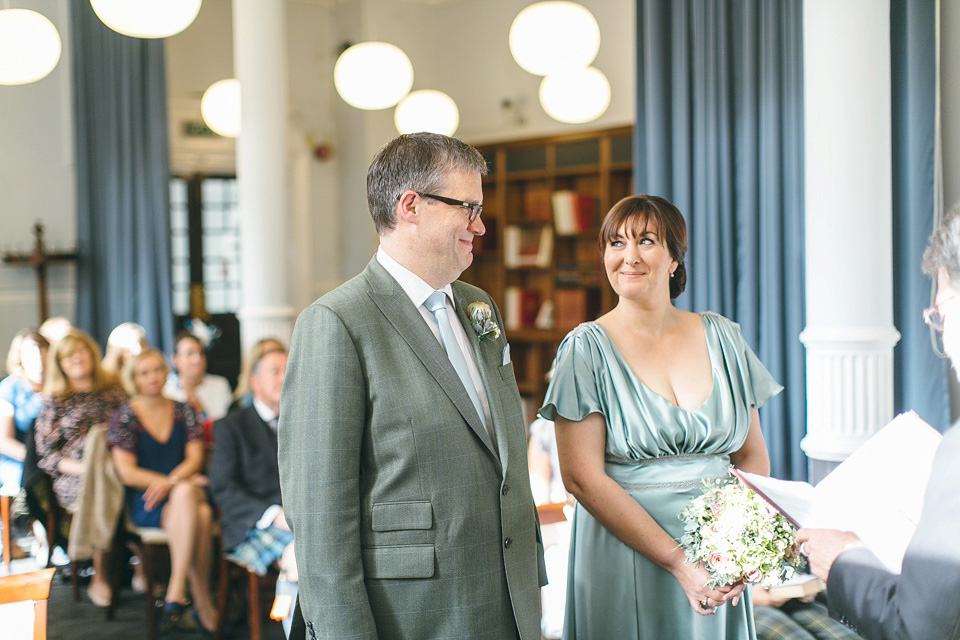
[
  {"x1": 108, "y1": 349, "x2": 218, "y2": 635},
  {"x1": 34, "y1": 330, "x2": 126, "y2": 606}
]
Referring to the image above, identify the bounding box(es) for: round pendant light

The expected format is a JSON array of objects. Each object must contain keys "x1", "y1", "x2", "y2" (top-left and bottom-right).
[
  {"x1": 539, "y1": 67, "x2": 610, "y2": 124},
  {"x1": 394, "y1": 90, "x2": 459, "y2": 136},
  {"x1": 90, "y1": 0, "x2": 202, "y2": 39},
  {"x1": 201, "y1": 79, "x2": 241, "y2": 138},
  {"x1": 334, "y1": 42, "x2": 413, "y2": 110},
  {"x1": 0, "y1": 9, "x2": 62, "y2": 86},
  {"x1": 509, "y1": 1, "x2": 600, "y2": 76}
]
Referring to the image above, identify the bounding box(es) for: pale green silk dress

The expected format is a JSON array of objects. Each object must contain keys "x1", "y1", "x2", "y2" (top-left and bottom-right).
[{"x1": 538, "y1": 312, "x2": 782, "y2": 640}]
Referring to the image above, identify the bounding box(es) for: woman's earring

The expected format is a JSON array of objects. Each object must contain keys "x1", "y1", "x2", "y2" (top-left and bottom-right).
[{"x1": 670, "y1": 271, "x2": 675, "y2": 278}]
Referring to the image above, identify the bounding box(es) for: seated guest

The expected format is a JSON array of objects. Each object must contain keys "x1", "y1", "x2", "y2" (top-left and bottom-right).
[
  {"x1": 228, "y1": 337, "x2": 285, "y2": 414},
  {"x1": 752, "y1": 585, "x2": 863, "y2": 640},
  {"x1": 101, "y1": 322, "x2": 149, "y2": 377},
  {"x1": 0, "y1": 329, "x2": 48, "y2": 490},
  {"x1": 37, "y1": 316, "x2": 73, "y2": 350},
  {"x1": 210, "y1": 344, "x2": 296, "y2": 634},
  {"x1": 163, "y1": 331, "x2": 232, "y2": 423},
  {"x1": 34, "y1": 330, "x2": 126, "y2": 606},
  {"x1": 108, "y1": 349, "x2": 218, "y2": 634}
]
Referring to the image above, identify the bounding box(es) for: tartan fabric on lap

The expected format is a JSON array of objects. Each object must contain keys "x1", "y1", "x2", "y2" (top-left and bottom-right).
[
  {"x1": 225, "y1": 525, "x2": 293, "y2": 577},
  {"x1": 756, "y1": 600, "x2": 864, "y2": 640}
]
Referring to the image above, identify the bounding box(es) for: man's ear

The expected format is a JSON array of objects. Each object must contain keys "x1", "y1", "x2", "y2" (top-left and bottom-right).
[{"x1": 396, "y1": 190, "x2": 419, "y2": 225}]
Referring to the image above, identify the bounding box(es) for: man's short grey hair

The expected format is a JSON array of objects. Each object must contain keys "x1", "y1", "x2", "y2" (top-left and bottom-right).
[
  {"x1": 923, "y1": 204, "x2": 960, "y2": 288},
  {"x1": 366, "y1": 132, "x2": 488, "y2": 234}
]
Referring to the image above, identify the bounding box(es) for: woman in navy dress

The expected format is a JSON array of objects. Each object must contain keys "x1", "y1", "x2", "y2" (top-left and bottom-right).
[{"x1": 107, "y1": 348, "x2": 218, "y2": 634}]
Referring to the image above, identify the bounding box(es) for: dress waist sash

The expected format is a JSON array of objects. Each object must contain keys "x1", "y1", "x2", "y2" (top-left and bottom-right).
[{"x1": 603, "y1": 452, "x2": 730, "y2": 493}]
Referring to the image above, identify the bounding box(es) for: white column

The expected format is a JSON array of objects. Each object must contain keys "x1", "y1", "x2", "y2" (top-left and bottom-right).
[
  {"x1": 232, "y1": 0, "x2": 295, "y2": 352},
  {"x1": 800, "y1": 0, "x2": 900, "y2": 474}
]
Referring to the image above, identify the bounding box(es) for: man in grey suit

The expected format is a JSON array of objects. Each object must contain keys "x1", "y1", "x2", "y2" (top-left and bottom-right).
[
  {"x1": 797, "y1": 206, "x2": 960, "y2": 640},
  {"x1": 279, "y1": 132, "x2": 544, "y2": 640}
]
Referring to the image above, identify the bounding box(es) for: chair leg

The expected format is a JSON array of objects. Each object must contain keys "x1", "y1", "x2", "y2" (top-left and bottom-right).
[
  {"x1": 142, "y1": 544, "x2": 158, "y2": 640},
  {"x1": 248, "y1": 570, "x2": 262, "y2": 640},
  {"x1": 1, "y1": 495, "x2": 11, "y2": 573},
  {"x1": 105, "y1": 527, "x2": 127, "y2": 620},
  {"x1": 45, "y1": 508, "x2": 56, "y2": 569},
  {"x1": 70, "y1": 560, "x2": 79, "y2": 602},
  {"x1": 213, "y1": 555, "x2": 230, "y2": 640}
]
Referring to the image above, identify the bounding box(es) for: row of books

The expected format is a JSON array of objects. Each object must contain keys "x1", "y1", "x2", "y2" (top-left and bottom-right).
[
  {"x1": 504, "y1": 286, "x2": 592, "y2": 331},
  {"x1": 522, "y1": 186, "x2": 598, "y2": 234},
  {"x1": 503, "y1": 225, "x2": 553, "y2": 268}
]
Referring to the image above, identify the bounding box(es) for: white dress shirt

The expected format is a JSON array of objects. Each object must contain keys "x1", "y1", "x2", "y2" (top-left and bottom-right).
[{"x1": 376, "y1": 246, "x2": 494, "y2": 434}]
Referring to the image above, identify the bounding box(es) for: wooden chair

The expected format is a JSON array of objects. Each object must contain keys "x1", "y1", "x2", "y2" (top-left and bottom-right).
[
  {"x1": 213, "y1": 555, "x2": 279, "y2": 640},
  {"x1": 1, "y1": 485, "x2": 15, "y2": 572},
  {"x1": 43, "y1": 485, "x2": 80, "y2": 602},
  {"x1": 0, "y1": 567, "x2": 56, "y2": 640},
  {"x1": 106, "y1": 511, "x2": 169, "y2": 640}
]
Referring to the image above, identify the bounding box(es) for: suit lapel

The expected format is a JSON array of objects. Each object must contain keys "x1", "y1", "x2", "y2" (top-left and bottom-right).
[
  {"x1": 363, "y1": 260, "x2": 497, "y2": 457},
  {"x1": 452, "y1": 283, "x2": 509, "y2": 473}
]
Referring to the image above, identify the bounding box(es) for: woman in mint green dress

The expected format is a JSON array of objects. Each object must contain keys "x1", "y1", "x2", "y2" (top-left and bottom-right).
[{"x1": 539, "y1": 195, "x2": 782, "y2": 639}]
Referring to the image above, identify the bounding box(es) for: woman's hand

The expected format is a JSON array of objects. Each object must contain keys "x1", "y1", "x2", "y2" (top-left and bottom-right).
[
  {"x1": 188, "y1": 473, "x2": 208, "y2": 487},
  {"x1": 670, "y1": 560, "x2": 745, "y2": 616},
  {"x1": 143, "y1": 476, "x2": 174, "y2": 511}
]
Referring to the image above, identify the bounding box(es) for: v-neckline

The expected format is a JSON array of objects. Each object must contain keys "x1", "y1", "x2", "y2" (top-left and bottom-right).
[{"x1": 590, "y1": 315, "x2": 717, "y2": 413}]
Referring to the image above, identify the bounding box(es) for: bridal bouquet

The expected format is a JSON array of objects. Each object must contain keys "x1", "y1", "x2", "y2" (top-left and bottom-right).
[{"x1": 678, "y1": 477, "x2": 805, "y2": 588}]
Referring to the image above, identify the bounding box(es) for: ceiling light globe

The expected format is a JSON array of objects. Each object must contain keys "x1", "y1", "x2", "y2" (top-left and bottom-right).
[
  {"x1": 0, "y1": 9, "x2": 62, "y2": 86},
  {"x1": 334, "y1": 42, "x2": 414, "y2": 110},
  {"x1": 509, "y1": 1, "x2": 600, "y2": 76},
  {"x1": 539, "y1": 67, "x2": 611, "y2": 124},
  {"x1": 394, "y1": 90, "x2": 460, "y2": 136}
]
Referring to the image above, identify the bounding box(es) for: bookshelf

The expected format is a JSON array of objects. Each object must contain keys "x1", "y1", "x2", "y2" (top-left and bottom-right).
[{"x1": 462, "y1": 126, "x2": 634, "y2": 416}]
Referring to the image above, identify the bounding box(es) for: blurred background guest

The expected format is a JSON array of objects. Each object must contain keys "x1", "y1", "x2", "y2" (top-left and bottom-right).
[
  {"x1": 1, "y1": 329, "x2": 48, "y2": 490},
  {"x1": 163, "y1": 330, "x2": 232, "y2": 425},
  {"x1": 38, "y1": 316, "x2": 74, "y2": 350},
  {"x1": 229, "y1": 337, "x2": 286, "y2": 414},
  {"x1": 210, "y1": 341, "x2": 295, "y2": 635},
  {"x1": 101, "y1": 322, "x2": 149, "y2": 378},
  {"x1": 34, "y1": 330, "x2": 126, "y2": 605},
  {"x1": 109, "y1": 348, "x2": 218, "y2": 634}
]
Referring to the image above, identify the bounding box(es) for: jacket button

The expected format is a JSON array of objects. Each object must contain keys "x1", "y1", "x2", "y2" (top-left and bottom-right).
[
  {"x1": 504, "y1": 537, "x2": 512, "y2": 549},
  {"x1": 501, "y1": 483, "x2": 509, "y2": 496}
]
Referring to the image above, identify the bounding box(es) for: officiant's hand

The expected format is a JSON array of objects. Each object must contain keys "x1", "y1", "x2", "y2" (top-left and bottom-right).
[{"x1": 796, "y1": 528, "x2": 865, "y2": 584}]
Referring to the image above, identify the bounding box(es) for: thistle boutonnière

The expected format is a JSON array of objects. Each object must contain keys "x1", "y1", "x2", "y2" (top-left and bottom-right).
[{"x1": 467, "y1": 302, "x2": 501, "y2": 340}]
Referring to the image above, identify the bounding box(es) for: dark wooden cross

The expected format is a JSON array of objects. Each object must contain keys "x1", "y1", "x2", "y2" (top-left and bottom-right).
[{"x1": 2, "y1": 221, "x2": 78, "y2": 323}]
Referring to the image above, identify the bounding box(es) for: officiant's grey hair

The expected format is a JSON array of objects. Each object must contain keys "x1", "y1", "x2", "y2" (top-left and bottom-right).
[
  {"x1": 367, "y1": 132, "x2": 487, "y2": 235},
  {"x1": 924, "y1": 204, "x2": 960, "y2": 286}
]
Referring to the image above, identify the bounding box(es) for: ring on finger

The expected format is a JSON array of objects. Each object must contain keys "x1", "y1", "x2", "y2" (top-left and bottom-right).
[
  {"x1": 700, "y1": 599, "x2": 710, "y2": 608},
  {"x1": 800, "y1": 541, "x2": 809, "y2": 556}
]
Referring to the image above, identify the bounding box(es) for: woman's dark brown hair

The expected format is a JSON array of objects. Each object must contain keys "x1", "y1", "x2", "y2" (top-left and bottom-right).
[{"x1": 598, "y1": 194, "x2": 688, "y2": 299}]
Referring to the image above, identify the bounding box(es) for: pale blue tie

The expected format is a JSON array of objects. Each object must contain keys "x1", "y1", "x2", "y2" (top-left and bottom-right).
[{"x1": 425, "y1": 291, "x2": 489, "y2": 434}]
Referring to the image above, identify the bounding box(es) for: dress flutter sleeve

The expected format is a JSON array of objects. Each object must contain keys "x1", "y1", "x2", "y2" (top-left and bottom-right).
[
  {"x1": 703, "y1": 312, "x2": 782, "y2": 409},
  {"x1": 538, "y1": 325, "x2": 605, "y2": 422}
]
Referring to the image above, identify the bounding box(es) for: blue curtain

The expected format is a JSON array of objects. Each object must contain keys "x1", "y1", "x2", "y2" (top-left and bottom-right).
[
  {"x1": 71, "y1": 1, "x2": 173, "y2": 354},
  {"x1": 635, "y1": 0, "x2": 806, "y2": 479},
  {"x1": 891, "y1": 0, "x2": 949, "y2": 431}
]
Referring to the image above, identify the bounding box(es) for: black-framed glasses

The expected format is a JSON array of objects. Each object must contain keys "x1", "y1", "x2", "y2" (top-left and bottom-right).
[{"x1": 417, "y1": 192, "x2": 483, "y2": 222}]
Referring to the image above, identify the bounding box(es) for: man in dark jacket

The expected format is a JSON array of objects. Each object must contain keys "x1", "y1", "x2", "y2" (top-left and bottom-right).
[{"x1": 209, "y1": 343, "x2": 296, "y2": 632}]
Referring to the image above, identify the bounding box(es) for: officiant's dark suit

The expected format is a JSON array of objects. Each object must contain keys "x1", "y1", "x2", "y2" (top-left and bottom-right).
[
  {"x1": 799, "y1": 207, "x2": 960, "y2": 640},
  {"x1": 278, "y1": 133, "x2": 543, "y2": 640}
]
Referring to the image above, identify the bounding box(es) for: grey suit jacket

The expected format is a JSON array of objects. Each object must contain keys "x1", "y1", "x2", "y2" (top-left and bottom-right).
[
  {"x1": 827, "y1": 422, "x2": 960, "y2": 640},
  {"x1": 278, "y1": 257, "x2": 542, "y2": 640}
]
